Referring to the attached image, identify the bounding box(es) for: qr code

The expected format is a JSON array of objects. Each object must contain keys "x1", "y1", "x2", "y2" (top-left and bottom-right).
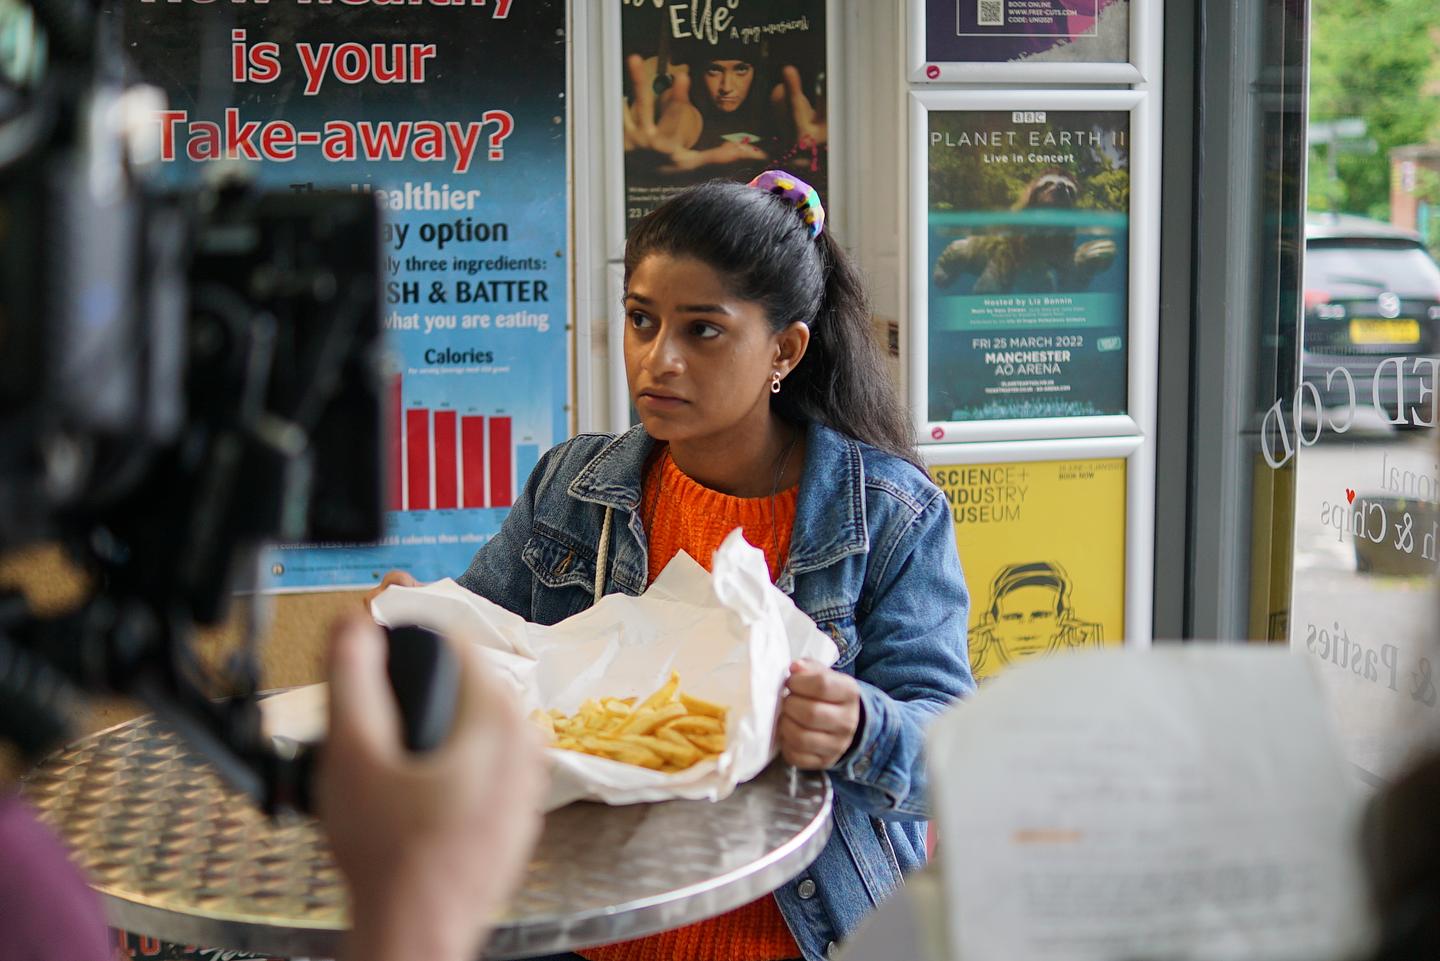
[{"x1": 978, "y1": 0, "x2": 1004, "y2": 26}]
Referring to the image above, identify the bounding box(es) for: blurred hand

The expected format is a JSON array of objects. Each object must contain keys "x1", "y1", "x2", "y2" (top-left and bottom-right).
[
  {"x1": 363, "y1": 570, "x2": 420, "y2": 615},
  {"x1": 622, "y1": 54, "x2": 702, "y2": 157},
  {"x1": 779, "y1": 659, "x2": 861, "y2": 770},
  {"x1": 317, "y1": 615, "x2": 546, "y2": 961},
  {"x1": 770, "y1": 65, "x2": 828, "y2": 148}
]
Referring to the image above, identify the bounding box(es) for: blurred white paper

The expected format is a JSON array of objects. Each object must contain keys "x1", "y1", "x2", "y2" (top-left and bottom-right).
[
  {"x1": 837, "y1": 859, "x2": 949, "y2": 961},
  {"x1": 263, "y1": 529, "x2": 837, "y2": 812},
  {"x1": 927, "y1": 648, "x2": 1374, "y2": 961}
]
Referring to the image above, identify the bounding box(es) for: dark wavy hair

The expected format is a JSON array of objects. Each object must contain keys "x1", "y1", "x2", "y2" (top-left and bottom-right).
[{"x1": 623, "y1": 179, "x2": 920, "y2": 469}]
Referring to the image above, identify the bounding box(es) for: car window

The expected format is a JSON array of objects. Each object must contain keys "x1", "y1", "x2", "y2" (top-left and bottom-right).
[{"x1": 1306, "y1": 243, "x2": 1440, "y2": 298}]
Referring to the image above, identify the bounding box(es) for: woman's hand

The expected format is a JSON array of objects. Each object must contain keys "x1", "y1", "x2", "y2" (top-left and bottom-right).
[
  {"x1": 363, "y1": 570, "x2": 420, "y2": 615},
  {"x1": 770, "y1": 65, "x2": 828, "y2": 149},
  {"x1": 317, "y1": 615, "x2": 546, "y2": 961},
  {"x1": 622, "y1": 54, "x2": 702, "y2": 158},
  {"x1": 779, "y1": 659, "x2": 862, "y2": 770}
]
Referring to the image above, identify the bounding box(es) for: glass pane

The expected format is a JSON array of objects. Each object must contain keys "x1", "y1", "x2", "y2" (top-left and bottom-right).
[{"x1": 1290, "y1": 0, "x2": 1440, "y2": 781}]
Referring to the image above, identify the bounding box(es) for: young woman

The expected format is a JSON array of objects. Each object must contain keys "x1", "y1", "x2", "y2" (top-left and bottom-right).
[
  {"x1": 370, "y1": 171, "x2": 974, "y2": 961},
  {"x1": 621, "y1": 47, "x2": 826, "y2": 176}
]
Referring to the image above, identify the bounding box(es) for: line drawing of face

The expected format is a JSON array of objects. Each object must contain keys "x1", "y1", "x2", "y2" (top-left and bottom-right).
[
  {"x1": 703, "y1": 59, "x2": 755, "y2": 113},
  {"x1": 991, "y1": 583, "x2": 1063, "y2": 659}
]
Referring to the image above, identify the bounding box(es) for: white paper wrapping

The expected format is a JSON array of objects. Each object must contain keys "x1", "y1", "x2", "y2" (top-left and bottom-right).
[{"x1": 261, "y1": 529, "x2": 838, "y2": 811}]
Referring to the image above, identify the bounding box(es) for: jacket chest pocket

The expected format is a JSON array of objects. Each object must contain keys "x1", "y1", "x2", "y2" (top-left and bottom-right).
[
  {"x1": 813, "y1": 609, "x2": 859, "y2": 671},
  {"x1": 521, "y1": 527, "x2": 597, "y2": 624}
]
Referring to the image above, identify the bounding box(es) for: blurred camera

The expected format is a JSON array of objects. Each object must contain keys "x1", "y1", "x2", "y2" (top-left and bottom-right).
[{"x1": 0, "y1": 0, "x2": 384, "y2": 807}]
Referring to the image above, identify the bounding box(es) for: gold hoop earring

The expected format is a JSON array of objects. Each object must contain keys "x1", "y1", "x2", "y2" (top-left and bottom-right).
[{"x1": 770, "y1": 371, "x2": 782, "y2": 394}]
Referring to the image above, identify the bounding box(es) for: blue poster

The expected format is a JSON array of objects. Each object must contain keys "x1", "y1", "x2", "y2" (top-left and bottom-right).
[
  {"x1": 124, "y1": 1, "x2": 569, "y2": 588},
  {"x1": 927, "y1": 109, "x2": 1129, "y2": 422}
]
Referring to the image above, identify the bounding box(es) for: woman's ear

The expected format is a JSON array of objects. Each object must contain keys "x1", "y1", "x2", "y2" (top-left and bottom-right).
[{"x1": 773, "y1": 321, "x2": 811, "y2": 376}]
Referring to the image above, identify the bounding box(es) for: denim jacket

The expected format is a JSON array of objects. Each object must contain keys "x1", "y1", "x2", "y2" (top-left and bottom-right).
[{"x1": 458, "y1": 421, "x2": 974, "y2": 961}]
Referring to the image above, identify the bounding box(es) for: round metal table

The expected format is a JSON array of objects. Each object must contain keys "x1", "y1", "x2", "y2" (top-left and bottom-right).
[{"x1": 22, "y1": 714, "x2": 832, "y2": 959}]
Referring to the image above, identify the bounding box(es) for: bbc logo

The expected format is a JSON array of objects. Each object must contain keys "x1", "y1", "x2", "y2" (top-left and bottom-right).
[{"x1": 1012, "y1": 111, "x2": 1046, "y2": 123}]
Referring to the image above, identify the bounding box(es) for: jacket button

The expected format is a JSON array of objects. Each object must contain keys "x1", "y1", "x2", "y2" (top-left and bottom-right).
[
  {"x1": 826, "y1": 940, "x2": 840, "y2": 959},
  {"x1": 797, "y1": 878, "x2": 817, "y2": 900}
]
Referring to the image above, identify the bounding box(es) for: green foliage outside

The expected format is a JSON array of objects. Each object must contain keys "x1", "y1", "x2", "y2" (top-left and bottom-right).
[
  {"x1": 1307, "y1": 0, "x2": 1440, "y2": 221},
  {"x1": 1414, "y1": 168, "x2": 1440, "y2": 258},
  {"x1": 929, "y1": 111, "x2": 1130, "y2": 213}
]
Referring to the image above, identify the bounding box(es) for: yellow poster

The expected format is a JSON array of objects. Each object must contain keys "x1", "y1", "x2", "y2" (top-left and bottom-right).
[{"x1": 931, "y1": 458, "x2": 1128, "y2": 681}]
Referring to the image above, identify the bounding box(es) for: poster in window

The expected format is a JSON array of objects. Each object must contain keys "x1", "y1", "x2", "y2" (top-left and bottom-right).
[
  {"x1": 621, "y1": 0, "x2": 828, "y2": 234},
  {"x1": 926, "y1": 108, "x2": 1130, "y2": 425},
  {"x1": 919, "y1": 0, "x2": 1131, "y2": 71},
  {"x1": 122, "y1": 1, "x2": 570, "y2": 589},
  {"x1": 931, "y1": 457, "x2": 1126, "y2": 681}
]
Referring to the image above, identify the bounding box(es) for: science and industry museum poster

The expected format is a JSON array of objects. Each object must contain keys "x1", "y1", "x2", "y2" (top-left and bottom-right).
[{"x1": 931, "y1": 456, "x2": 1126, "y2": 681}]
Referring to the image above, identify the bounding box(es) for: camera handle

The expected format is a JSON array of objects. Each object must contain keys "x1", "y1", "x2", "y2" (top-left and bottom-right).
[{"x1": 275, "y1": 624, "x2": 462, "y2": 815}]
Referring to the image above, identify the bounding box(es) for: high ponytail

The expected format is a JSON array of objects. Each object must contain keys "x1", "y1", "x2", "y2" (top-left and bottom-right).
[
  {"x1": 625, "y1": 179, "x2": 921, "y2": 469},
  {"x1": 772, "y1": 232, "x2": 920, "y2": 468}
]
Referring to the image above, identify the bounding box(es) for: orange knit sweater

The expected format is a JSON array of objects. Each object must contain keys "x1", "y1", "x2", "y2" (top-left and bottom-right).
[{"x1": 579, "y1": 448, "x2": 801, "y2": 961}]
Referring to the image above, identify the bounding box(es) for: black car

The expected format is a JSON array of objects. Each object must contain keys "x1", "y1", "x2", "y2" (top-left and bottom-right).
[{"x1": 1303, "y1": 213, "x2": 1440, "y2": 427}]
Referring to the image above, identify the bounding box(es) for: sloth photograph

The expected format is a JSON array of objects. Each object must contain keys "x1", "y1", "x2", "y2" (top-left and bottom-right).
[
  {"x1": 932, "y1": 169, "x2": 1120, "y2": 295},
  {"x1": 927, "y1": 111, "x2": 1130, "y2": 300}
]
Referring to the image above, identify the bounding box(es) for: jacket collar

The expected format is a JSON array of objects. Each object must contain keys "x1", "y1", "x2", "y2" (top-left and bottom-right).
[{"x1": 568, "y1": 422, "x2": 869, "y2": 591}]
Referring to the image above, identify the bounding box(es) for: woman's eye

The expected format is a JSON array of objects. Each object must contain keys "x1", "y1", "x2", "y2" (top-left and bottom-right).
[
  {"x1": 736, "y1": 64, "x2": 752, "y2": 76},
  {"x1": 628, "y1": 311, "x2": 654, "y2": 329},
  {"x1": 691, "y1": 322, "x2": 721, "y2": 339}
]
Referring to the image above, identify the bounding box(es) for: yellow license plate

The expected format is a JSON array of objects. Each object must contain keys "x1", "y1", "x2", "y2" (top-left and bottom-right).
[{"x1": 1350, "y1": 318, "x2": 1420, "y2": 344}]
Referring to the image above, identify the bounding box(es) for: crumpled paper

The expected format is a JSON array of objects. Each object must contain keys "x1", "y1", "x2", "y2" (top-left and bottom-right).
[{"x1": 260, "y1": 529, "x2": 838, "y2": 811}]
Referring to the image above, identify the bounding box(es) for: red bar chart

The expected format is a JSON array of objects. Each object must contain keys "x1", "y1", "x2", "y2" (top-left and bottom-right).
[
  {"x1": 462, "y1": 416, "x2": 487, "y2": 509},
  {"x1": 388, "y1": 377, "x2": 403, "y2": 511},
  {"x1": 434, "y1": 411, "x2": 458, "y2": 510},
  {"x1": 489, "y1": 416, "x2": 513, "y2": 509},
  {"x1": 405, "y1": 408, "x2": 430, "y2": 511},
  {"x1": 392, "y1": 376, "x2": 536, "y2": 512}
]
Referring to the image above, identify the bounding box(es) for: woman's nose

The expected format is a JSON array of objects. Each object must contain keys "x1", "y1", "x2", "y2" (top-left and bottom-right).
[{"x1": 643, "y1": 328, "x2": 684, "y2": 376}]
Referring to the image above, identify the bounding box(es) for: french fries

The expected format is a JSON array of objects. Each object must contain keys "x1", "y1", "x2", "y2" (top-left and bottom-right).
[{"x1": 530, "y1": 672, "x2": 728, "y2": 773}]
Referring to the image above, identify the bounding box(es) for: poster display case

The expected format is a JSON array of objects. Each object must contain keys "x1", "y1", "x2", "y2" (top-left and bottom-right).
[
  {"x1": 922, "y1": 435, "x2": 1152, "y2": 669},
  {"x1": 907, "y1": 0, "x2": 1152, "y2": 84},
  {"x1": 607, "y1": 0, "x2": 839, "y2": 258},
  {"x1": 909, "y1": 89, "x2": 1155, "y2": 445}
]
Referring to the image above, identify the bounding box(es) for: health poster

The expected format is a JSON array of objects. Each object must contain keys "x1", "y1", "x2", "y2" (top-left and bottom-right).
[
  {"x1": 931, "y1": 457, "x2": 1126, "y2": 681},
  {"x1": 123, "y1": 1, "x2": 569, "y2": 589},
  {"x1": 621, "y1": 0, "x2": 827, "y2": 234},
  {"x1": 927, "y1": 109, "x2": 1129, "y2": 423},
  {"x1": 924, "y1": 0, "x2": 1129, "y2": 65}
]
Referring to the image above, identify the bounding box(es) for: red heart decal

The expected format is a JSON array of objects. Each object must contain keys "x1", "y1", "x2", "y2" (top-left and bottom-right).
[
  {"x1": 926, "y1": 64, "x2": 941, "y2": 79},
  {"x1": 1346, "y1": 489, "x2": 1356, "y2": 504}
]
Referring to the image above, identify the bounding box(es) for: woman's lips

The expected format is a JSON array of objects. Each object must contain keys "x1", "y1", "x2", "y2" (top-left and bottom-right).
[{"x1": 637, "y1": 392, "x2": 687, "y2": 410}]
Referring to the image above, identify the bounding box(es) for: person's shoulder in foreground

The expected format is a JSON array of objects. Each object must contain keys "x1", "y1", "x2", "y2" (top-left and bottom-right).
[{"x1": 0, "y1": 791, "x2": 111, "y2": 961}]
